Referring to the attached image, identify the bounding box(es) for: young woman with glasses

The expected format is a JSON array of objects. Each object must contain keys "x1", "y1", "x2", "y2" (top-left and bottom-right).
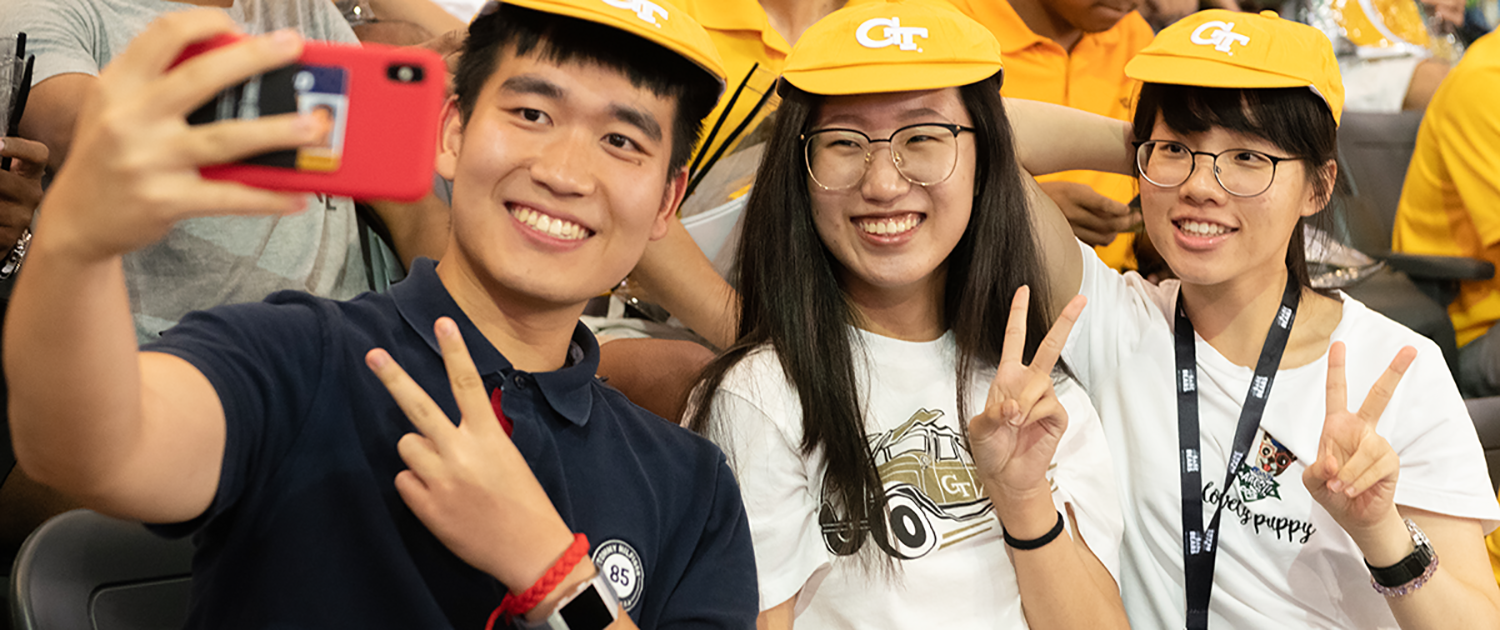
[
  {"x1": 1030, "y1": 10, "x2": 1500, "y2": 629},
  {"x1": 686, "y1": 3, "x2": 1130, "y2": 629}
]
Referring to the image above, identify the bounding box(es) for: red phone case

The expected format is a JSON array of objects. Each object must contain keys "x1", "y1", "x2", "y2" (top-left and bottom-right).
[{"x1": 174, "y1": 35, "x2": 446, "y2": 202}]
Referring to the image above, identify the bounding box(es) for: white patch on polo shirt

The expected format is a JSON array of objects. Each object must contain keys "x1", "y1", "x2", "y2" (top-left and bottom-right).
[
  {"x1": 1190, "y1": 21, "x2": 1250, "y2": 55},
  {"x1": 600, "y1": 0, "x2": 667, "y2": 27},
  {"x1": 855, "y1": 17, "x2": 927, "y2": 52},
  {"x1": 592, "y1": 539, "x2": 645, "y2": 610}
]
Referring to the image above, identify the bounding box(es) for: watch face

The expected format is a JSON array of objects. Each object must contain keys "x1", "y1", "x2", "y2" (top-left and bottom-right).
[{"x1": 560, "y1": 584, "x2": 616, "y2": 630}]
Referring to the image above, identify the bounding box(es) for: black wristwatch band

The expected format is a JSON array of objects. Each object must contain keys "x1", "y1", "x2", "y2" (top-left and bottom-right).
[{"x1": 1365, "y1": 518, "x2": 1436, "y2": 587}]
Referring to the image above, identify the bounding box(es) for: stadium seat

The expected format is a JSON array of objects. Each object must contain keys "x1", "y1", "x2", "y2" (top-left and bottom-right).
[
  {"x1": 1335, "y1": 111, "x2": 1494, "y2": 372},
  {"x1": 9, "y1": 509, "x2": 191, "y2": 630}
]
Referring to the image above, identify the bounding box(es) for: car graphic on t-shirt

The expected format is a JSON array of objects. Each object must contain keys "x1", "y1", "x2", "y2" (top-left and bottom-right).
[{"x1": 819, "y1": 409, "x2": 1000, "y2": 559}]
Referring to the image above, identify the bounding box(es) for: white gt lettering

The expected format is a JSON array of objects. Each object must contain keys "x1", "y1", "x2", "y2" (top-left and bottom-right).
[
  {"x1": 601, "y1": 0, "x2": 667, "y2": 27},
  {"x1": 1190, "y1": 20, "x2": 1250, "y2": 54},
  {"x1": 940, "y1": 474, "x2": 973, "y2": 496},
  {"x1": 855, "y1": 17, "x2": 928, "y2": 52}
]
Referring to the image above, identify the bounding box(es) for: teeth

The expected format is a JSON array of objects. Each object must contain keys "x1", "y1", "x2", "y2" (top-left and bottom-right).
[
  {"x1": 1179, "y1": 220, "x2": 1230, "y2": 237},
  {"x1": 510, "y1": 205, "x2": 589, "y2": 241},
  {"x1": 858, "y1": 214, "x2": 921, "y2": 236}
]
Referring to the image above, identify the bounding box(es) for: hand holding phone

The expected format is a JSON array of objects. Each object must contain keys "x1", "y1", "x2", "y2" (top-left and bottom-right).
[
  {"x1": 174, "y1": 33, "x2": 446, "y2": 202},
  {"x1": 36, "y1": 14, "x2": 319, "y2": 262}
]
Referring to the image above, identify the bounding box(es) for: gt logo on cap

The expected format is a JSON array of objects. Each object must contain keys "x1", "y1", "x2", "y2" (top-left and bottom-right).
[
  {"x1": 1190, "y1": 21, "x2": 1250, "y2": 54},
  {"x1": 602, "y1": 0, "x2": 667, "y2": 27},
  {"x1": 856, "y1": 17, "x2": 928, "y2": 52}
]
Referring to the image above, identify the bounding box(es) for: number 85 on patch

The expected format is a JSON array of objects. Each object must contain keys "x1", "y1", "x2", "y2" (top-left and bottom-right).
[{"x1": 591, "y1": 539, "x2": 644, "y2": 611}]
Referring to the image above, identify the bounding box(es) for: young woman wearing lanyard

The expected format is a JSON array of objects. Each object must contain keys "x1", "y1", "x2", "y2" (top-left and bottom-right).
[
  {"x1": 1032, "y1": 10, "x2": 1500, "y2": 629},
  {"x1": 687, "y1": 2, "x2": 1129, "y2": 629}
]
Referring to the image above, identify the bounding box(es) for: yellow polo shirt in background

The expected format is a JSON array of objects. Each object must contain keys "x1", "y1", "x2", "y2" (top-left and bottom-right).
[
  {"x1": 678, "y1": 0, "x2": 789, "y2": 169},
  {"x1": 683, "y1": 0, "x2": 1149, "y2": 268},
  {"x1": 1392, "y1": 32, "x2": 1500, "y2": 347},
  {"x1": 939, "y1": 0, "x2": 1151, "y2": 269}
]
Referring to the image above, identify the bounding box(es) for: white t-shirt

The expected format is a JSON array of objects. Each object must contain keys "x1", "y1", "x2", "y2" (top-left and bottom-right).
[
  {"x1": 708, "y1": 327, "x2": 1123, "y2": 629},
  {"x1": 1063, "y1": 239, "x2": 1500, "y2": 629}
]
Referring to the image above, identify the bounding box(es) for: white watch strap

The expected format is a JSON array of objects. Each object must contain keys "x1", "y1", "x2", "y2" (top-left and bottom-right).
[{"x1": 518, "y1": 572, "x2": 621, "y2": 630}]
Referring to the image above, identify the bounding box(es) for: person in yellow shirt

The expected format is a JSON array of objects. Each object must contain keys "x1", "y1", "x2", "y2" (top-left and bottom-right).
[
  {"x1": 1392, "y1": 31, "x2": 1500, "y2": 398},
  {"x1": 938, "y1": 0, "x2": 1153, "y2": 268}
]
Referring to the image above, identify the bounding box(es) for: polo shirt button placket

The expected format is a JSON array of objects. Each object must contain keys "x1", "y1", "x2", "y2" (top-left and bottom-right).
[{"x1": 513, "y1": 373, "x2": 529, "y2": 390}]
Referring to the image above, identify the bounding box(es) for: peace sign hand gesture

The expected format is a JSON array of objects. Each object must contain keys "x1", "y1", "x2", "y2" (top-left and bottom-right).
[
  {"x1": 366, "y1": 317, "x2": 576, "y2": 590},
  {"x1": 969, "y1": 286, "x2": 1087, "y2": 505},
  {"x1": 1302, "y1": 341, "x2": 1418, "y2": 533}
]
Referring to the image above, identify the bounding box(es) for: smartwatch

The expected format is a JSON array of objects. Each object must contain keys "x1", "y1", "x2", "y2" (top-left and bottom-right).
[{"x1": 517, "y1": 573, "x2": 621, "y2": 630}]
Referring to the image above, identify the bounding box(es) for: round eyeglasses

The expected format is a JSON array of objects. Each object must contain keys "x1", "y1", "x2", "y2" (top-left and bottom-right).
[
  {"x1": 1135, "y1": 140, "x2": 1303, "y2": 198},
  {"x1": 802, "y1": 123, "x2": 976, "y2": 191}
]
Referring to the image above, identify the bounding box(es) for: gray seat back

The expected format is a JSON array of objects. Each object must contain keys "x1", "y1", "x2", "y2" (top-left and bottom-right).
[
  {"x1": 1336, "y1": 110, "x2": 1425, "y2": 256},
  {"x1": 8, "y1": 510, "x2": 192, "y2": 630}
]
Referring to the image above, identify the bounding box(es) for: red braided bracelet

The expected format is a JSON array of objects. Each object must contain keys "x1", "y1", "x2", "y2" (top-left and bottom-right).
[{"x1": 485, "y1": 533, "x2": 591, "y2": 630}]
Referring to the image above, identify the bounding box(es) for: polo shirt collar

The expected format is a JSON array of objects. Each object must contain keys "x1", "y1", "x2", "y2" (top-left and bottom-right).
[
  {"x1": 690, "y1": 0, "x2": 791, "y2": 54},
  {"x1": 691, "y1": 0, "x2": 772, "y2": 32},
  {"x1": 985, "y1": 0, "x2": 1048, "y2": 53},
  {"x1": 390, "y1": 258, "x2": 600, "y2": 427}
]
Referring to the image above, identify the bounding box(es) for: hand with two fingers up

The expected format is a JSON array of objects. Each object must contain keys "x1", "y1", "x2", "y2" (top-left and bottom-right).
[
  {"x1": 968, "y1": 286, "x2": 1087, "y2": 537},
  {"x1": 1303, "y1": 342, "x2": 1418, "y2": 544},
  {"x1": 32, "y1": 11, "x2": 324, "y2": 265},
  {"x1": 366, "y1": 318, "x2": 606, "y2": 624}
]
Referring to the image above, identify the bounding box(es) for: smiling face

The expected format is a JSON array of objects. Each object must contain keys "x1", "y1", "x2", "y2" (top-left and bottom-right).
[
  {"x1": 807, "y1": 88, "x2": 977, "y2": 307},
  {"x1": 1139, "y1": 116, "x2": 1330, "y2": 291},
  {"x1": 436, "y1": 48, "x2": 684, "y2": 311}
]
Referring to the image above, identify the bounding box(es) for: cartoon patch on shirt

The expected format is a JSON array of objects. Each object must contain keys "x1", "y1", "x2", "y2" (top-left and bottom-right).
[
  {"x1": 820, "y1": 409, "x2": 1008, "y2": 560},
  {"x1": 1234, "y1": 433, "x2": 1297, "y2": 503},
  {"x1": 1201, "y1": 431, "x2": 1317, "y2": 544}
]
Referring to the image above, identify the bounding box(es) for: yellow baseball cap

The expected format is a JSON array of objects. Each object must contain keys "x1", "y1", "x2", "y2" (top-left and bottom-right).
[
  {"x1": 780, "y1": 0, "x2": 1003, "y2": 96},
  {"x1": 472, "y1": 0, "x2": 727, "y2": 93},
  {"x1": 1125, "y1": 10, "x2": 1344, "y2": 125}
]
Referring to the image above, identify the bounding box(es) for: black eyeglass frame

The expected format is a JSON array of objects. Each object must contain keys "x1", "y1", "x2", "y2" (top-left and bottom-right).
[
  {"x1": 801, "y1": 122, "x2": 977, "y2": 191},
  {"x1": 1133, "y1": 139, "x2": 1304, "y2": 198}
]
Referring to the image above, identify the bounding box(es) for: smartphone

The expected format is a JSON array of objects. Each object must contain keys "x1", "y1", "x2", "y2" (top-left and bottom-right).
[{"x1": 173, "y1": 34, "x2": 446, "y2": 202}]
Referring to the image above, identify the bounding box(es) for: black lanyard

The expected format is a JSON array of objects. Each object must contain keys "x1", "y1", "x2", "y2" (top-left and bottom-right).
[{"x1": 1176, "y1": 277, "x2": 1299, "y2": 630}]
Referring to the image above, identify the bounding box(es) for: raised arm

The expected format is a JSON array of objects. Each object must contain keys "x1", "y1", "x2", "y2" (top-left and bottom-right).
[
  {"x1": 1004, "y1": 98, "x2": 1134, "y2": 179},
  {"x1": 1305, "y1": 342, "x2": 1500, "y2": 628},
  {"x1": 970, "y1": 287, "x2": 1128, "y2": 630},
  {"x1": 5, "y1": 14, "x2": 322, "y2": 523},
  {"x1": 629, "y1": 215, "x2": 739, "y2": 349},
  {"x1": 1000, "y1": 98, "x2": 1134, "y2": 316}
]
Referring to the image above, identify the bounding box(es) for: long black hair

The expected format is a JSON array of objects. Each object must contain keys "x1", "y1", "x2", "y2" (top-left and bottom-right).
[
  {"x1": 687, "y1": 75, "x2": 1061, "y2": 561},
  {"x1": 1132, "y1": 83, "x2": 1340, "y2": 291}
]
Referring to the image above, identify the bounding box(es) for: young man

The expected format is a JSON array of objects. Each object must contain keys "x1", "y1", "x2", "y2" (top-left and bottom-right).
[{"x1": 4, "y1": 1, "x2": 756, "y2": 628}]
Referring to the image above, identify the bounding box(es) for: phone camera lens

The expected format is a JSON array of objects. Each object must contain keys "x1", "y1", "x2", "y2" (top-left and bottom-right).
[{"x1": 388, "y1": 64, "x2": 424, "y2": 83}]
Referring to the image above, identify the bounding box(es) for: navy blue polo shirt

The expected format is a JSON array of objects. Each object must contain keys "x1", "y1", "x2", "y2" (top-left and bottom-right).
[{"x1": 143, "y1": 259, "x2": 757, "y2": 629}]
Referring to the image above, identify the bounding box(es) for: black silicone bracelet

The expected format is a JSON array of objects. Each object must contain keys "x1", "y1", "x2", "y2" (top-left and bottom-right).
[{"x1": 1004, "y1": 510, "x2": 1065, "y2": 550}]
